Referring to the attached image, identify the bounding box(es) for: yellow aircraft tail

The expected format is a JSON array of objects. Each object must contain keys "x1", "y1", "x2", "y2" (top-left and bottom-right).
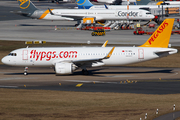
[{"x1": 140, "y1": 18, "x2": 174, "y2": 48}]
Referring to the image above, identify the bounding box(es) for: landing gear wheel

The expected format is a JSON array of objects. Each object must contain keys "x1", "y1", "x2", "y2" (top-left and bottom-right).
[
  {"x1": 24, "y1": 67, "x2": 28, "y2": 76},
  {"x1": 24, "y1": 71, "x2": 28, "y2": 76},
  {"x1": 82, "y1": 69, "x2": 89, "y2": 75}
]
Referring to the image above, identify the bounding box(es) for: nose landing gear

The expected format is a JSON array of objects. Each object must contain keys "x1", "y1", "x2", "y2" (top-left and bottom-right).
[{"x1": 24, "y1": 67, "x2": 28, "y2": 75}]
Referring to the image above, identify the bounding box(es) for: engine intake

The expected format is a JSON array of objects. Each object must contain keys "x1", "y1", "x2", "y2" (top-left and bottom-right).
[{"x1": 55, "y1": 62, "x2": 76, "y2": 75}]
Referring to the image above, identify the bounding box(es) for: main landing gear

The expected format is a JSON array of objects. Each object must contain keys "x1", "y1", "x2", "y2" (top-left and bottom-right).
[
  {"x1": 24, "y1": 67, "x2": 28, "y2": 76},
  {"x1": 82, "y1": 69, "x2": 89, "y2": 75}
]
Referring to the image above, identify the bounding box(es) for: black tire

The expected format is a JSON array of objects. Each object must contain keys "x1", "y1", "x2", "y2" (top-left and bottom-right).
[
  {"x1": 82, "y1": 69, "x2": 89, "y2": 75},
  {"x1": 24, "y1": 72, "x2": 28, "y2": 76}
]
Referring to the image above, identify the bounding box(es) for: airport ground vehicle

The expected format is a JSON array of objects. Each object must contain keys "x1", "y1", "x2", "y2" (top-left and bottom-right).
[
  {"x1": 174, "y1": 22, "x2": 180, "y2": 29},
  {"x1": 91, "y1": 29, "x2": 106, "y2": 36},
  {"x1": 133, "y1": 27, "x2": 145, "y2": 35},
  {"x1": 149, "y1": 23, "x2": 155, "y2": 28}
]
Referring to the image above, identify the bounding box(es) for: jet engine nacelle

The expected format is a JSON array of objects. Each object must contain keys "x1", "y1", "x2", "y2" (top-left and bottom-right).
[{"x1": 55, "y1": 62, "x2": 76, "y2": 75}]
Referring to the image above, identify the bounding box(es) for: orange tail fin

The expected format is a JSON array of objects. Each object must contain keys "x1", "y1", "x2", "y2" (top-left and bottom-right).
[{"x1": 140, "y1": 18, "x2": 174, "y2": 48}]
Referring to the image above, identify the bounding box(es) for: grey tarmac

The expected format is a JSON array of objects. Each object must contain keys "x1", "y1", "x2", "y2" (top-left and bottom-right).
[{"x1": 0, "y1": 65, "x2": 180, "y2": 94}]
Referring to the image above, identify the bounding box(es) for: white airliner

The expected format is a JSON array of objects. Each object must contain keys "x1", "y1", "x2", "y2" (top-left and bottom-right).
[
  {"x1": 96, "y1": 0, "x2": 115, "y2": 4},
  {"x1": 1, "y1": 19, "x2": 178, "y2": 75},
  {"x1": 77, "y1": 0, "x2": 180, "y2": 16},
  {"x1": 89, "y1": 4, "x2": 180, "y2": 11},
  {"x1": 96, "y1": 0, "x2": 136, "y2": 5},
  {"x1": 97, "y1": 0, "x2": 180, "y2": 5},
  {"x1": 148, "y1": 1, "x2": 180, "y2": 5},
  {"x1": 16, "y1": 0, "x2": 154, "y2": 22}
]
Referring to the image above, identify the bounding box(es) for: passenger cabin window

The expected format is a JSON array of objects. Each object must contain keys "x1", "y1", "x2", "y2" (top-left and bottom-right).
[{"x1": 8, "y1": 53, "x2": 17, "y2": 56}]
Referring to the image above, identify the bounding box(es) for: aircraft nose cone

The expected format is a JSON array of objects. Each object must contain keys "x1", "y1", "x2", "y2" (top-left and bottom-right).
[{"x1": 1, "y1": 57, "x2": 8, "y2": 64}]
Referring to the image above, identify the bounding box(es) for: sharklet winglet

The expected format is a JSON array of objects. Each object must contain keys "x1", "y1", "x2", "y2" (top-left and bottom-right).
[
  {"x1": 48, "y1": 8, "x2": 54, "y2": 15},
  {"x1": 102, "y1": 40, "x2": 108, "y2": 47},
  {"x1": 104, "y1": 47, "x2": 115, "y2": 59}
]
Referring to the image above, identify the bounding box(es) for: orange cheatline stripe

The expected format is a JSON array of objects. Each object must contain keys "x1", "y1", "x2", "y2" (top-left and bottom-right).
[{"x1": 39, "y1": 9, "x2": 54, "y2": 19}]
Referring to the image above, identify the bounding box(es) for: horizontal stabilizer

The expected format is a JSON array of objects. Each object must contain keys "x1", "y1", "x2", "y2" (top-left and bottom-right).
[
  {"x1": 10, "y1": 11, "x2": 29, "y2": 15},
  {"x1": 154, "y1": 49, "x2": 178, "y2": 57}
]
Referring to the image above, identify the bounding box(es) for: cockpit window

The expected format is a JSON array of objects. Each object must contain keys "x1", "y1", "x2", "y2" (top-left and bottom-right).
[
  {"x1": 146, "y1": 12, "x2": 151, "y2": 14},
  {"x1": 8, "y1": 53, "x2": 17, "y2": 56}
]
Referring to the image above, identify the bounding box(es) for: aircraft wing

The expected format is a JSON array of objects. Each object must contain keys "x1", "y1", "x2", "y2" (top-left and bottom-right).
[
  {"x1": 55, "y1": 47, "x2": 115, "y2": 66},
  {"x1": 10, "y1": 11, "x2": 29, "y2": 16},
  {"x1": 72, "y1": 47, "x2": 115, "y2": 66},
  {"x1": 61, "y1": 15, "x2": 85, "y2": 20},
  {"x1": 59, "y1": 14, "x2": 95, "y2": 21},
  {"x1": 48, "y1": 8, "x2": 95, "y2": 20}
]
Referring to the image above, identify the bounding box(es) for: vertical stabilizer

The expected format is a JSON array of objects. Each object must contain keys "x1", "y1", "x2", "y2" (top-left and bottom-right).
[
  {"x1": 76, "y1": 0, "x2": 93, "y2": 9},
  {"x1": 17, "y1": 0, "x2": 38, "y2": 15},
  {"x1": 140, "y1": 19, "x2": 174, "y2": 48}
]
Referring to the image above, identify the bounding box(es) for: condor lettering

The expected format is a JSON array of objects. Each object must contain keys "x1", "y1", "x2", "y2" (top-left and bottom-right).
[
  {"x1": 118, "y1": 11, "x2": 138, "y2": 17},
  {"x1": 30, "y1": 50, "x2": 77, "y2": 61},
  {"x1": 148, "y1": 21, "x2": 168, "y2": 45}
]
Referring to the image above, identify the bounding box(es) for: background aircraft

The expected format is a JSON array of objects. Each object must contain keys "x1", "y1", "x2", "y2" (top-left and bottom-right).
[
  {"x1": 76, "y1": 0, "x2": 180, "y2": 15},
  {"x1": 96, "y1": 0, "x2": 136, "y2": 5},
  {"x1": 1, "y1": 19, "x2": 177, "y2": 75},
  {"x1": 16, "y1": 0, "x2": 154, "y2": 25},
  {"x1": 76, "y1": 0, "x2": 180, "y2": 24},
  {"x1": 51, "y1": 0, "x2": 71, "y2": 3},
  {"x1": 148, "y1": 1, "x2": 180, "y2": 5},
  {"x1": 16, "y1": 0, "x2": 73, "y2": 21}
]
